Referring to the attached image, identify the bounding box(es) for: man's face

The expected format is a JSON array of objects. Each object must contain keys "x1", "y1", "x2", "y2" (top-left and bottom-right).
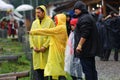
[
  {"x1": 36, "y1": 9, "x2": 45, "y2": 20},
  {"x1": 74, "y1": 9, "x2": 81, "y2": 15}
]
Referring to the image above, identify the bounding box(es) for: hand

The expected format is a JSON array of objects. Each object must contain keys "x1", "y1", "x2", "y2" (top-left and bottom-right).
[
  {"x1": 76, "y1": 44, "x2": 82, "y2": 53},
  {"x1": 27, "y1": 31, "x2": 30, "y2": 34},
  {"x1": 40, "y1": 46, "x2": 47, "y2": 53},
  {"x1": 27, "y1": 31, "x2": 32, "y2": 35},
  {"x1": 33, "y1": 47, "x2": 41, "y2": 53}
]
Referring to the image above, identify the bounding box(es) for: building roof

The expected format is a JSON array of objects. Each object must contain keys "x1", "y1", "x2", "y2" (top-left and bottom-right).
[
  {"x1": 53, "y1": 0, "x2": 101, "y2": 13},
  {"x1": 47, "y1": 0, "x2": 119, "y2": 16}
]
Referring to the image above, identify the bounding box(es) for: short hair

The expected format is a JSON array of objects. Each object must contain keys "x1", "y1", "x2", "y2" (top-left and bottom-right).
[
  {"x1": 2, "y1": 18, "x2": 7, "y2": 22},
  {"x1": 36, "y1": 6, "x2": 44, "y2": 12}
]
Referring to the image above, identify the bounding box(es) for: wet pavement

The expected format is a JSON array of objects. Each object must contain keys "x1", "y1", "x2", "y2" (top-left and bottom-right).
[{"x1": 96, "y1": 53, "x2": 120, "y2": 80}]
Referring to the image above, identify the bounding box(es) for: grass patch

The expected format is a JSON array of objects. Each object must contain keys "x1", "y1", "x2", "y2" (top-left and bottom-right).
[{"x1": 0, "y1": 38, "x2": 31, "y2": 80}]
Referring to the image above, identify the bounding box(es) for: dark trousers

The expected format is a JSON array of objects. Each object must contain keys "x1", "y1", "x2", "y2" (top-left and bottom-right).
[
  {"x1": 104, "y1": 49, "x2": 111, "y2": 61},
  {"x1": 11, "y1": 29, "x2": 15, "y2": 38},
  {"x1": 44, "y1": 76, "x2": 66, "y2": 80},
  {"x1": 72, "y1": 76, "x2": 82, "y2": 80},
  {"x1": 104, "y1": 48, "x2": 119, "y2": 61},
  {"x1": 80, "y1": 57, "x2": 98, "y2": 80},
  {"x1": 114, "y1": 48, "x2": 119, "y2": 61},
  {"x1": 35, "y1": 69, "x2": 44, "y2": 80}
]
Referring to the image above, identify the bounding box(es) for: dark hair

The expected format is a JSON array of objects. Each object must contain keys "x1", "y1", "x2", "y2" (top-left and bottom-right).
[
  {"x1": 36, "y1": 7, "x2": 44, "y2": 12},
  {"x1": 19, "y1": 21, "x2": 24, "y2": 26},
  {"x1": 2, "y1": 18, "x2": 7, "y2": 22}
]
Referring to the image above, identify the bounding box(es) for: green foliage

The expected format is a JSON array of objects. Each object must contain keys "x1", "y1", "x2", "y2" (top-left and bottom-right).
[
  {"x1": 0, "y1": 38, "x2": 23, "y2": 55},
  {"x1": 19, "y1": 77, "x2": 30, "y2": 80}
]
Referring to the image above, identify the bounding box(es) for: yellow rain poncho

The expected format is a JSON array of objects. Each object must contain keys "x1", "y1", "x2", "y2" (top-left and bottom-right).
[
  {"x1": 30, "y1": 13, "x2": 68, "y2": 79},
  {"x1": 29, "y1": 5, "x2": 55, "y2": 70}
]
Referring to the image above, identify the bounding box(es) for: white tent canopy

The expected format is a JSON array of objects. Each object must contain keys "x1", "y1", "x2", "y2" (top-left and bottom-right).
[
  {"x1": 15, "y1": 4, "x2": 33, "y2": 11},
  {"x1": 0, "y1": 0, "x2": 14, "y2": 11}
]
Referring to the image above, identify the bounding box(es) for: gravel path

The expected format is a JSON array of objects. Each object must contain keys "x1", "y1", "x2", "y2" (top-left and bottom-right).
[{"x1": 96, "y1": 53, "x2": 120, "y2": 80}]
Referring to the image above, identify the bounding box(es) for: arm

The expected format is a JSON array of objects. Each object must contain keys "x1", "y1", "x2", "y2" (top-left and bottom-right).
[
  {"x1": 76, "y1": 37, "x2": 86, "y2": 52},
  {"x1": 76, "y1": 18, "x2": 92, "y2": 52},
  {"x1": 30, "y1": 25, "x2": 65, "y2": 36},
  {"x1": 42, "y1": 21, "x2": 55, "y2": 49}
]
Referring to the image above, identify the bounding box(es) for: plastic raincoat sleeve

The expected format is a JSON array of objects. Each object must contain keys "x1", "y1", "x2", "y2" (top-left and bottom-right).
[
  {"x1": 43, "y1": 21, "x2": 55, "y2": 48},
  {"x1": 30, "y1": 25, "x2": 65, "y2": 36}
]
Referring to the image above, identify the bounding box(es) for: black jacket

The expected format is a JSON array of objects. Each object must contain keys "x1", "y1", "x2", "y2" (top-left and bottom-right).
[
  {"x1": 74, "y1": 1, "x2": 100, "y2": 57},
  {"x1": 104, "y1": 16, "x2": 120, "y2": 49}
]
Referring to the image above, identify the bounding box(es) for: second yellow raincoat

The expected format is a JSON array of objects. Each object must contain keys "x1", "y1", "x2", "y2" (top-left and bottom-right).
[
  {"x1": 29, "y1": 5, "x2": 55, "y2": 70},
  {"x1": 30, "y1": 13, "x2": 68, "y2": 79}
]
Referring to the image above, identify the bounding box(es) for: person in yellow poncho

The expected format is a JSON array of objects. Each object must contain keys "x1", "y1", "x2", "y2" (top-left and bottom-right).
[
  {"x1": 29, "y1": 5, "x2": 55, "y2": 80},
  {"x1": 29, "y1": 13, "x2": 68, "y2": 80}
]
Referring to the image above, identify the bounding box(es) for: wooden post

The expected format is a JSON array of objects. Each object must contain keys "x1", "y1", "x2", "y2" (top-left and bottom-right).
[
  {"x1": 119, "y1": 7, "x2": 120, "y2": 15},
  {"x1": 0, "y1": 55, "x2": 21, "y2": 61},
  {"x1": 88, "y1": 5, "x2": 92, "y2": 12},
  {"x1": 0, "y1": 76, "x2": 17, "y2": 80},
  {"x1": 0, "y1": 71, "x2": 29, "y2": 78},
  {"x1": 102, "y1": 0, "x2": 106, "y2": 16}
]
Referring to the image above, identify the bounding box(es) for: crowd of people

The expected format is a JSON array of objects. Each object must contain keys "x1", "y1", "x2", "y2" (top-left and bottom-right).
[
  {"x1": 28, "y1": 1, "x2": 102, "y2": 80},
  {"x1": 96, "y1": 11, "x2": 120, "y2": 61},
  {"x1": 0, "y1": 18, "x2": 19, "y2": 38},
  {"x1": 1, "y1": 0, "x2": 119, "y2": 80},
  {"x1": 0, "y1": 16, "x2": 26, "y2": 42}
]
